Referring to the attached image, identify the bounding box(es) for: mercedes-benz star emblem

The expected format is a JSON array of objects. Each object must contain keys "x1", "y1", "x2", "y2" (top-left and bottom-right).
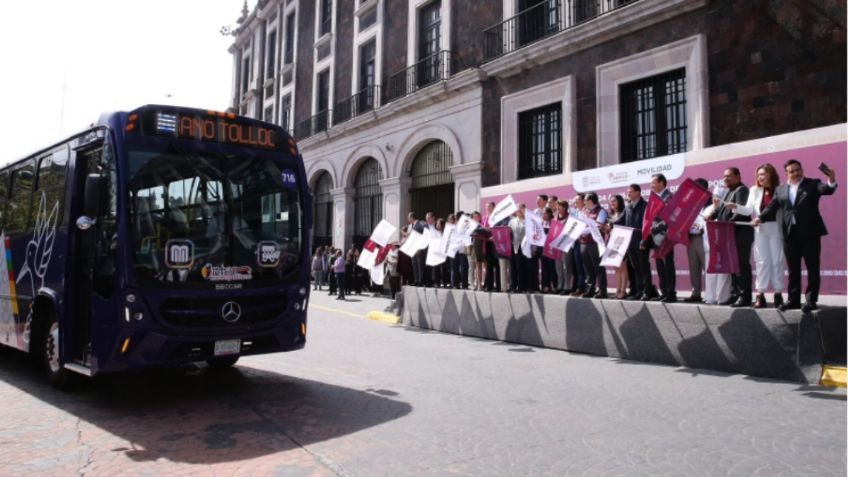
[{"x1": 221, "y1": 301, "x2": 242, "y2": 323}]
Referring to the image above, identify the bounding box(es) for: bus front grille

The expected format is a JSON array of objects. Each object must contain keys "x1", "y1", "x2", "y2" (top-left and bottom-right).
[{"x1": 159, "y1": 294, "x2": 288, "y2": 327}]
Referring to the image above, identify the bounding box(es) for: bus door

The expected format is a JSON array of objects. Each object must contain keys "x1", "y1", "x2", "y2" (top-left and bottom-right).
[{"x1": 69, "y1": 142, "x2": 118, "y2": 366}]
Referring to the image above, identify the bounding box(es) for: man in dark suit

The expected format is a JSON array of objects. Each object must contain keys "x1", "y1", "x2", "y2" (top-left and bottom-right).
[
  {"x1": 755, "y1": 159, "x2": 837, "y2": 312},
  {"x1": 408, "y1": 212, "x2": 427, "y2": 286},
  {"x1": 642, "y1": 174, "x2": 676, "y2": 302},
  {"x1": 711, "y1": 167, "x2": 754, "y2": 307},
  {"x1": 624, "y1": 183, "x2": 654, "y2": 300}
]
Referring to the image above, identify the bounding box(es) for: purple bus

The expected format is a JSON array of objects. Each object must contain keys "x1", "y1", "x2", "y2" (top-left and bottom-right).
[{"x1": 0, "y1": 105, "x2": 312, "y2": 387}]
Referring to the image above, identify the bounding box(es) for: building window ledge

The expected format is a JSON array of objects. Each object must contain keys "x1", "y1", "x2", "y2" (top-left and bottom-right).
[
  {"x1": 314, "y1": 32, "x2": 333, "y2": 49},
  {"x1": 281, "y1": 63, "x2": 294, "y2": 76},
  {"x1": 355, "y1": 0, "x2": 378, "y2": 17}
]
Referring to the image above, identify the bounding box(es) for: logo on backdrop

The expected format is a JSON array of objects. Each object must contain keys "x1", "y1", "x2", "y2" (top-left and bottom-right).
[
  {"x1": 256, "y1": 241, "x2": 281, "y2": 267},
  {"x1": 165, "y1": 240, "x2": 195, "y2": 269},
  {"x1": 573, "y1": 153, "x2": 685, "y2": 192},
  {"x1": 281, "y1": 168, "x2": 297, "y2": 188}
]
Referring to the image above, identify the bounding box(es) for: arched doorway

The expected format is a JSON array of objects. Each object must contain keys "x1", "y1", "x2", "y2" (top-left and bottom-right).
[
  {"x1": 312, "y1": 171, "x2": 333, "y2": 249},
  {"x1": 410, "y1": 140, "x2": 454, "y2": 221},
  {"x1": 353, "y1": 158, "x2": 383, "y2": 249}
]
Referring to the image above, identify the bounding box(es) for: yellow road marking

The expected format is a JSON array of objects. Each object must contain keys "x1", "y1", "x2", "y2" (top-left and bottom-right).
[
  {"x1": 309, "y1": 303, "x2": 364, "y2": 318},
  {"x1": 366, "y1": 311, "x2": 401, "y2": 324},
  {"x1": 820, "y1": 365, "x2": 847, "y2": 388}
]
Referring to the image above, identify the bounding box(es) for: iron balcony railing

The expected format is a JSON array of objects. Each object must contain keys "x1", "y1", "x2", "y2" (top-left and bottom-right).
[
  {"x1": 295, "y1": 109, "x2": 331, "y2": 140},
  {"x1": 384, "y1": 50, "x2": 451, "y2": 104},
  {"x1": 483, "y1": 0, "x2": 639, "y2": 61},
  {"x1": 333, "y1": 86, "x2": 380, "y2": 126}
]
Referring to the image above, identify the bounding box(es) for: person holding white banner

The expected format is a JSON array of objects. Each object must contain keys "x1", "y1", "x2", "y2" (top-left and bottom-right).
[
  {"x1": 605, "y1": 195, "x2": 630, "y2": 299},
  {"x1": 574, "y1": 193, "x2": 608, "y2": 298},
  {"x1": 509, "y1": 204, "x2": 528, "y2": 292},
  {"x1": 554, "y1": 200, "x2": 573, "y2": 294}
]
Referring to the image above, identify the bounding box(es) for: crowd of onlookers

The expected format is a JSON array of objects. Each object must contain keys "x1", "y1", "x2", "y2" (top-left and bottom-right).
[{"x1": 312, "y1": 159, "x2": 836, "y2": 312}]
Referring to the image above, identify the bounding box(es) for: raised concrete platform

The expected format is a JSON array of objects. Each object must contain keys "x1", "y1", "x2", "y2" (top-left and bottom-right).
[{"x1": 400, "y1": 286, "x2": 847, "y2": 384}]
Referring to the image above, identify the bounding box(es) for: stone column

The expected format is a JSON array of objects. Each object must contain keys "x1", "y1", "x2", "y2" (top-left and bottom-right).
[
  {"x1": 330, "y1": 187, "x2": 355, "y2": 251},
  {"x1": 450, "y1": 161, "x2": 483, "y2": 213},
  {"x1": 379, "y1": 176, "x2": 412, "y2": 242}
]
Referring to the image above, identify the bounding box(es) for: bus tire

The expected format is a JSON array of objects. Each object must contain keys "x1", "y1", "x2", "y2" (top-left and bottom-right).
[
  {"x1": 206, "y1": 355, "x2": 239, "y2": 369},
  {"x1": 44, "y1": 314, "x2": 74, "y2": 389}
]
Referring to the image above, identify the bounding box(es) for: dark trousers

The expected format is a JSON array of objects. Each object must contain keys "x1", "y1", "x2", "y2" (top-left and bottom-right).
[
  {"x1": 572, "y1": 245, "x2": 586, "y2": 290},
  {"x1": 541, "y1": 256, "x2": 556, "y2": 291},
  {"x1": 413, "y1": 251, "x2": 426, "y2": 286},
  {"x1": 628, "y1": 247, "x2": 653, "y2": 296},
  {"x1": 512, "y1": 252, "x2": 531, "y2": 292},
  {"x1": 335, "y1": 272, "x2": 346, "y2": 299},
  {"x1": 580, "y1": 242, "x2": 607, "y2": 294},
  {"x1": 328, "y1": 270, "x2": 337, "y2": 295},
  {"x1": 785, "y1": 233, "x2": 822, "y2": 304},
  {"x1": 485, "y1": 250, "x2": 500, "y2": 290},
  {"x1": 528, "y1": 255, "x2": 540, "y2": 292},
  {"x1": 655, "y1": 248, "x2": 676, "y2": 299},
  {"x1": 731, "y1": 232, "x2": 754, "y2": 302}
]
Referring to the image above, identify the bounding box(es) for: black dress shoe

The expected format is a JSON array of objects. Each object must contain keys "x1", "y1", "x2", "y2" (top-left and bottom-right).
[
  {"x1": 595, "y1": 293, "x2": 609, "y2": 299},
  {"x1": 773, "y1": 293, "x2": 784, "y2": 308},
  {"x1": 779, "y1": 302, "x2": 802, "y2": 312},
  {"x1": 719, "y1": 296, "x2": 739, "y2": 306},
  {"x1": 583, "y1": 289, "x2": 597, "y2": 298},
  {"x1": 650, "y1": 295, "x2": 665, "y2": 302},
  {"x1": 752, "y1": 294, "x2": 767, "y2": 309},
  {"x1": 802, "y1": 302, "x2": 818, "y2": 312},
  {"x1": 730, "y1": 299, "x2": 752, "y2": 308},
  {"x1": 660, "y1": 296, "x2": 677, "y2": 303},
  {"x1": 683, "y1": 295, "x2": 703, "y2": 303},
  {"x1": 625, "y1": 294, "x2": 641, "y2": 301}
]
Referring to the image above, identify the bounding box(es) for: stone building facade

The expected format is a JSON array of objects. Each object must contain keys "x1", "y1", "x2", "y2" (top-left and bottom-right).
[{"x1": 228, "y1": 1, "x2": 846, "y2": 292}]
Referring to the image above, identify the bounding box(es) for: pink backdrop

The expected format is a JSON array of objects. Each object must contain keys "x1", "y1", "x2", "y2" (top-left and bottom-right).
[{"x1": 482, "y1": 142, "x2": 848, "y2": 295}]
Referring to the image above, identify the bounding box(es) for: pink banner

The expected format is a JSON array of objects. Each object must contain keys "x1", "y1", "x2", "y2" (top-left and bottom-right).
[
  {"x1": 658, "y1": 178, "x2": 711, "y2": 245},
  {"x1": 362, "y1": 239, "x2": 378, "y2": 253},
  {"x1": 374, "y1": 244, "x2": 394, "y2": 266},
  {"x1": 491, "y1": 226, "x2": 512, "y2": 258},
  {"x1": 651, "y1": 237, "x2": 676, "y2": 260},
  {"x1": 706, "y1": 222, "x2": 740, "y2": 274},
  {"x1": 542, "y1": 220, "x2": 565, "y2": 260},
  {"x1": 643, "y1": 193, "x2": 665, "y2": 240}
]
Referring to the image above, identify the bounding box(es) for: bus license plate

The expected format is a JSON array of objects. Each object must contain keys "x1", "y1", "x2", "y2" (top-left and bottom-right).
[{"x1": 214, "y1": 339, "x2": 240, "y2": 356}]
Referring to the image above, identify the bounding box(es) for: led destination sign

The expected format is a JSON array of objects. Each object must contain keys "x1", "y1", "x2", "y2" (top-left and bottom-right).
[{"x1": 138, "y1": 109, "x2": 288, "y2": 152}]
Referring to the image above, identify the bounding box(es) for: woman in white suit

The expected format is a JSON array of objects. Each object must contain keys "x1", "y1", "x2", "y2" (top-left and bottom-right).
[{"x1": 727, "y1": 164, "x2": 784, "y2": 308}]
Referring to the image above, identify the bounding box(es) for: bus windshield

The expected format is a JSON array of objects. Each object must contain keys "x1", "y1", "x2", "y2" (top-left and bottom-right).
[{"x1": 127, "y1": 144, "x2": 302, "y2": 288}]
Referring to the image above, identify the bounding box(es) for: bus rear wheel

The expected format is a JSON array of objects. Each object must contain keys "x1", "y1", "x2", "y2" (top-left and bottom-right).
[
  {"x1": 206, "y1": 355, "x2": 239, "y2": 369},
  {"x1": 44, "y1": 316, "x2": 75, "y2": 388}
]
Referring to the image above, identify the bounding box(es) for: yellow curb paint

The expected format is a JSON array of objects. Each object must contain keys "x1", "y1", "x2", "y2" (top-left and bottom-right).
[
  {"x1": 309, "y1": 304, "x2": 365, "y2": 319},
  {"x1": 820, "y1": 365, "x2": 847, "y2": 388},
  {"x1": 366, "y1": 311, "x2": 401, "y2": 324}
]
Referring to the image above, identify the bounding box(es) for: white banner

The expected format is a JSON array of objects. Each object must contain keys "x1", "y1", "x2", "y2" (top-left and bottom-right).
[
  {"x1": 551, "y1": 217, "x2": 586, "y2": 253},
  {"x1": 426, "y1": 237, "x2": 447, "y2": 266},
  {"x1": 369, "y1": 219, "x2": 396, "y2": 247},
  {"x1": 370, "y1": 263, "x2": 385, "y2": 286},
  {"x1": 455, "y1": 215, "x2": 479, "y2": 237},
  {"x1": 599, "y1": 226, "x2": 634, "y2": 268},
  {"x1": 357, "y1": 247, "x2": 378, "y2": 269},
  {"x1": 581, "y1": 215, "x2": 607, "y2": 256},
  {"x1": 521, "y1": 235, "x2": 533, "y2": 259},
  {"x1": 440, "y1": 223, "x2": 459, "y2": 257},
  {"x1": 525, "y1": 212, "x2": 546, "y2": 247},
  {"x1": 399, "y1": 229, "x2": 429, "y2": 257},
  {"x1": 572, "y1": 153, "x2": 685, "y2": 192},
  {"x1": 490, "y1": 194, "x2": 518, "y2": 226}
]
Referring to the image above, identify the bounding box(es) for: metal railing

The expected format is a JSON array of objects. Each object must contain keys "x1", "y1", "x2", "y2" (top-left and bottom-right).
[
  {"x1": 295, "y1": 109, "x2": 331, "y2": 140},
  {"x1": 333, "y1": 86, "x2": 380, "y2": 126},
  {"x1": 483, "y1": 0, "x2": 639, "y2": 61},
  {"x1": 384, "y1": 50, "x2": 451, "y2": 104}
]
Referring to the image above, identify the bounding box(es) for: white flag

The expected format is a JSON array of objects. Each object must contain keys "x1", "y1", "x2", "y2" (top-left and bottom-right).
[
  {"x1": 551, "y1": 217, "x2": 587, "y2": 253},
  {"x1": 426, "y1": 237, "x2": 447, "y2": 266},
  {"x1": 369, "y1": 219, "x2": 396, "y2": 247},
  {"x1": 490, "y1": 194, "x2": 518, "y2": 226},
  {"x1": 525, "y1": 212, "x2": 546, "y2": 247},
  {"x1": 440, "y1": 223, "x2": 458, "y2": 257},
  {"x1": 357, "y1": 247, "x2": 378, "y2": 269},
  {"x1": 581, "y1": 215, "x2": 607, "y2": 256},
  {"x1": 521, "y1": 235, "x2": 534, "y2": 259},
  {"x1": 455, "y1": 215, "x2": 479, "y2": 237},
  {"x1": 400, "y1": 229, "x2": 429, "y2": 257},
  {"x1": 599, "y1": 226, "x2": 634, "y2": 268},
  {"x1": 370, "y1": 263, "x2": 385, "y2": 286}
]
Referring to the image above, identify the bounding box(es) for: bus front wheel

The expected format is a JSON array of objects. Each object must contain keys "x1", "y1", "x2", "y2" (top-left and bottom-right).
[
  {"x1": 206, "y1": 355, "x2": 239, "y2": 369},
  {"x1": 44, "y1": 316, "x2": 74, "y2": 389}
]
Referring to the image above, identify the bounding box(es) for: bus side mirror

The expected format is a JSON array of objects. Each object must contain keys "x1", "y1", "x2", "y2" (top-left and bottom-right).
[{"x1": 84, "y1": 174, "x2": 105, "y2": 218}]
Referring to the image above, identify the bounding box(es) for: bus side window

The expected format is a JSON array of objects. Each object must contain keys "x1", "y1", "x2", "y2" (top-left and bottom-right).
[
  {"x1": 0, "y1": 171, "x2": 9, "y2": 230},
  {"x1": 36, "y1": 147, "x2": 68, "y2": 227},
  {"x1": 7, "y1": 163, "x2": 35, "y2": 235},
  {"x1": 91, "y1": 144, "x2": 117, "y2": 298}
]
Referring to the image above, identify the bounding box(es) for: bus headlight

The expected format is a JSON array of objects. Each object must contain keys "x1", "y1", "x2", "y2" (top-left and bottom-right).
[
  {"x1": 133, "y1": 312, "x2": 144, "y2": 321},
  {"x1": 126, "y1": 294, "x2": 137, "y2": 303},
  {"x1": 294, "y1": 303, "x2": 301, "y2": 311},
  {"x1": 299, "y1": 287, "x2": 307, "y2": 296}
]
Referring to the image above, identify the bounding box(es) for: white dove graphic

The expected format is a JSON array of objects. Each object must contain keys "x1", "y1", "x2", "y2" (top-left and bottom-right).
[{"x1": 17, "y1": 193, "x2": 59, "y2": 294}]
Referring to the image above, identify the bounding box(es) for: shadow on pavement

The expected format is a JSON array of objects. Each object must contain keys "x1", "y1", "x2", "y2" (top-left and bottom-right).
[{"x1": 0, "y1": 348, "x2": 412, "y2": 464}]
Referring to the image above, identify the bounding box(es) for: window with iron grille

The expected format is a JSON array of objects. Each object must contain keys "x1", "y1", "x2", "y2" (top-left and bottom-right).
[
  {"x1": 359, "y1": 40, "x2": 376, "y2": 111},
  {"x1": 284, "y1": 13, "x2": 296, "y2": 64},
  {"x1": 410, "y1": 141, "x2": 452, "y2": 189},
  {"x1": 518, "y1": 102, "x2": 561, "y2": 180},
  {"x1": 353, "y1": 159, "x2": 382, "y2": 243},
  {"x1": 619, "y1": 68, "x2": 687, "y2": 163},
  {"x1": 280, "y1": 94, "x2": 292, "y2": 133},
  {"x1": 417, "y1": 1, "x2": 441, "y2": 86},
  {"x1": 320, "y1": 0, "x2": 333, "y2": 36},
  {"x1": 264, "y1": 106, "x2": 274, "y2": 123},
  {"x1": 313, "y1": 171, "x2": 333, "y2": 246}
]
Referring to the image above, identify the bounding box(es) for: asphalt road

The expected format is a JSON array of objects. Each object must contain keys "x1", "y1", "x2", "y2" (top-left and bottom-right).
[{"x1": 0, "y1": 289, "x2": 844, "y2": 476}]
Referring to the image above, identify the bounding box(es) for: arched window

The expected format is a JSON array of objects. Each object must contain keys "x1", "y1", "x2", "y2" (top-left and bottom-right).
[
  {"x1": 409, "y1": 140, "x2": 453, "y2": 221},
  {"x1": 312, "y1": 171, "x2": 333, "y2": 248},
  {"x1": 353, "y1": 158, "x2": 382, "y2": 248}
]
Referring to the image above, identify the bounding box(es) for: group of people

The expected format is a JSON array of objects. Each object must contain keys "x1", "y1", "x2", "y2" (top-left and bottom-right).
[
  {"x1": 393, "y1": 159, "x2": 836, "y2": 312},
  {"x1": 311, "y1": 246, "x2": 378, "y2": 300}
]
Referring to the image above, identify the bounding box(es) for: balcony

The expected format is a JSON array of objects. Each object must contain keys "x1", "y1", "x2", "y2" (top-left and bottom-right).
[
  {"x1": 333, "y1": 86, "x2": 380, "y2": 126},
  {"x1": 384, "y1": 51, "x2": 451, "y2": 104},
  {"x1": 295, "y1": 109, "x2": 331, "y2": 140},
  {"x1": 483, "y1": 0, "x2": 639, "y2": 61}
]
